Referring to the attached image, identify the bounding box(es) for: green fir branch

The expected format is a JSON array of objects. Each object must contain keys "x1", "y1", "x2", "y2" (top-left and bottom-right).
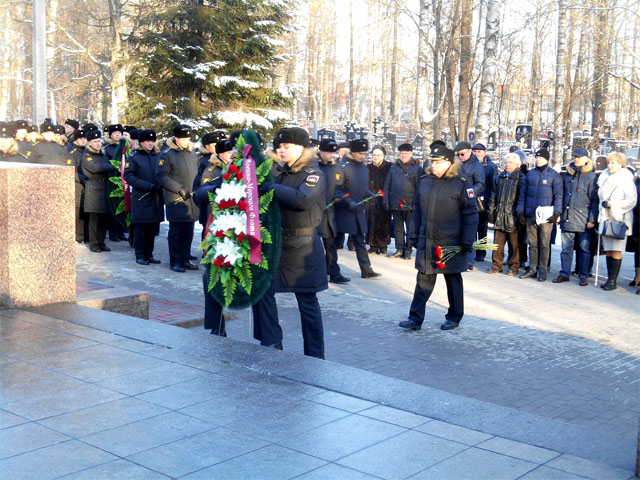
[
  {"x1": 115, "y1": 200, "x2": 125, "y2": 216},
  {"x1": 260, "y1": 226, "x2": 272, "y2": 244},
  {"x1": 259, "y1": 190, "x2": 273, "y2": 214}
]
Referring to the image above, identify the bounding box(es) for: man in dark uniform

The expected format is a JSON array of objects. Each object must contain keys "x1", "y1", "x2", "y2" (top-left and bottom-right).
[
  {"x1": 334, "y1": 138, "x2": 381, "y2": 278},
  {"x1": 124, "y1": 129, "x2": 165, "y2": 265},
  {"x1": 68, "y1": 129, "x2": 89, "y2": 243},
  {"x1": 383, "y1": 143, "x2": 421, "y2": 259},
  {"x1": 102, "y1": 124, "x2": 123, "y2": 160},
  {"x1": 82, "y1": 129, "x2": 117, "y2": 252},
  {"x1": 0, "y1": 122, "x2": 28, "y2": 162},
  {"x1": 472, "y1": 143, "x2": 498, "y2": 262},
  {"x1": 64, "y1": 119, "x2": 79, "y2": 150},
  {"x1": 399, "y1": 144, "x2": 478, "y2": 331},
  {"x1": 26, "y1": 122, "x2": 73, "y2": 165},
  {"x1": 194, "y1": 130, "x2": 227, "y2": 191},
  {"x1": 316, "y1": 138, "x2": 350, "y2": 284},
  {"x1": 254, "y1": 126, "x2": 327, "y2": 358},
  {"x1": 14, "y1": 120, "x2": 30, "y2": 156},
  {"x1": 195, "y1": 136, "x2": 232, "y2": 238},
  {"x1": 157, "y1": 124, "x2": 200, "y2": 272}
]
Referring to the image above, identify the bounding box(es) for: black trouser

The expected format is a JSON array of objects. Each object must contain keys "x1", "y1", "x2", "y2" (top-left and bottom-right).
[
  {"x1": 476, "y1": 211, "x2": 489, "y2": 260},
  {"x1": 492, "y1": 229, "x2": 520, "y2": 271},
  {"x1": 351, "y1": 233, "x2": 373, "y2": 274},
  {"x1": 323, "y1": 236, "x2": 341, "y2": 278},
  {"x1": 526, "y1": 221, "x2": 553, "y2": 273},
  {"x1": 203, "y1": 274, "x2": 226, "y2": 334},
  {"x1": 252, "y1": 283, "x2": 324, "y2": 359},
  {"x1": 392, "y1": 210, "x2": 412, "y2": 252},
  {"x1": 108, "y1": 216, "x2": 127, "y2": 239},
  {"x1": 75, "y1": 207, "x2": 86, "y2": 242},
  {"x1": 168, "y1": 221, "x2": 194, "y2": 266},
  {"x1": 134, "y1": 222, "x2": 157, "y2": 260},
  {"x1": 408, "y1": 272, "x2": 464, "y2": 325},
  {"x1": 517, "y1": 224, "x2": 528, "y2": 265},
  {"x1": 88, "y1": 213, "x2": 109, "y2": 247}
]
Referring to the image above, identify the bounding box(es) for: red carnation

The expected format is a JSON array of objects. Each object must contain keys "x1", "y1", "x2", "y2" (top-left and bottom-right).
[
  {"x1": 237, "y1": 232, "x2": 245, "y2": 243},
  {"x1": 435, "y1": 261, "x2": 445, "y2": 269},
  {"x1": 236, "y1": 171, "x2": 243, "y2": 181},
  {"x1": 228, "y1": 199, "x2": 237, "y2": 207},
  {"x1": 435, "y1": 245, "x2": 442, "y2": 259},
  {"x1": 214, "y1": 256, "x2": 224, "y2": 267},
  {"x1": 238, "y1": 200, "x2": 247, "y2": 210},
  {"x1": 229, "y1": 164, "x2": 239, "y2": 173},
  {"x1": 219, "y1": 200, "x2": 227, "y2": 209},
  {"x1": 223, "y1": 172, "x2": 231, "y2": 181},
  {"x1": 215, "y1": 230, "x2": 225, "y2": 238},
  {"x1": 378, "y1": 189, "x2": 384, "y2": 197},
  {"x1": 344, "y1": 193, "x2": 351, "y2": 198},
  {"x1": 223, "y1": 261, "x2": 232, "y2": 267}
]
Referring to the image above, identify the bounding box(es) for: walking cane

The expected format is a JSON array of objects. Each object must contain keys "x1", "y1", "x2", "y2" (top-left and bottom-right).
[{"x1": 594, "y1": 233, "x2": 601, "y2": 287}]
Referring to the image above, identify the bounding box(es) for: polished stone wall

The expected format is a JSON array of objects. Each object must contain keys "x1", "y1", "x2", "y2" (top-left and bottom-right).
[{"x1": 0, "y1": 162, "x2": 76, "y2": 307}]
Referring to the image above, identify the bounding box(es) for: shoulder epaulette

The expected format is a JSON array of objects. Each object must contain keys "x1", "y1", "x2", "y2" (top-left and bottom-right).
[
  {"x1": 162, "y1": 147, "x2": 171, "y2": 154},
  {"x1": 207, "y1": 166, "x2": 215, "y2": 172},
  {"x1": 129, "y1": 151, "x2": 137, "y2": 157},
  {"x1": 303, "y1": 166, "x2": 317, "y2": 175},
  {"x1": 70, "y1": 148, "x2": 77, "y2": 154}
]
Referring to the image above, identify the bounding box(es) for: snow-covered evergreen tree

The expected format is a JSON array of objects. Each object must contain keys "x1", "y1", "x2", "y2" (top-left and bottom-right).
[{"x1": 126, "y1": 0, "x2": 293, "y2": 135}]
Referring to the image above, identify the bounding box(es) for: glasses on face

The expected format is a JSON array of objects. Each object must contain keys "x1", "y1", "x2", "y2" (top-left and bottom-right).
[{"x1": 457, "y1": 151, "x2": 469, "y2": 156}]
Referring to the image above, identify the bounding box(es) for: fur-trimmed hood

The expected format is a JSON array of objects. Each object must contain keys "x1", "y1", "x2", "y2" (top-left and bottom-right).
[
  {"x1": 167, "y1": 136, "x2": 193, "y2": 152},
  {"x1": 102, "y1": 136, "x2": 118, "y2": 146},
  {"x1": 425, "y1": 158, "x2": 462, "y2": 179},
  {"x1": 199, "y1": 146, "x2": 210, "y2": 155},
  {"x1": 566, "y1": 159, "x2": 593, "y2": 175},
  {"x1": 288, "y1": 148, "x2": 316, "y2": 173},
  {"x1": 0, "y1": 138, "x2": 18, "y2": 156},
  {"x1": 135, "y1": 144, "x2": 160, "y2": 153},
  {"x1": 86, "y1": 144, "x2": 102, "y2": 155}
]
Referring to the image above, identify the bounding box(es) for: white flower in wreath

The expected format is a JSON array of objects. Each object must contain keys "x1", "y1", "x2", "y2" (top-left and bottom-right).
[
  {"x1": 215, "y1": 237, "x2": 243, "y2": 265},
  {"x1": 211, "y1": 212, "x2": 247, "y2": 235},
  {"x1": 215, "y1": 181, "x2": 246, "y2": 203}
]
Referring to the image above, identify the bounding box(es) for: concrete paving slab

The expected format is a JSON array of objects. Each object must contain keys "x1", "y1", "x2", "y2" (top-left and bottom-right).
[
  {"x1": 294, "y1": 463, "x2": 381, "y2": 479},
  {"x1": 545, "y1": 454, "x2": 634, "y2": 480},
  {"x1": 415, "y1": 419, "x2": 493, "y2": 445},
  {"x1": 60, "y1": 459, "x2": 170, "y2": 479},
  {"x1": 358, "y1": 405, "x2": 433, "y2": 428},
  {"x1": 0, "y1": 422, "x2": 69, "y2": 459},
  {"x1": 476, "y1": 436, "x2": 561, "y2": 464}
]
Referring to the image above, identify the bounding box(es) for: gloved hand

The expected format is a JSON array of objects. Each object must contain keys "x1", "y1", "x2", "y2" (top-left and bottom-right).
[
  {"x1": 179, "y1": 189, "x2": 192, "y2": 200},
  {"x1": 518, "y1": 212, "x2": 526, "y2": 226},
  {"x1": 460, "y1": 245, "x2": 473, "y2": 253},
  {"x1": 547, "y1": 213, "x2": 560, "y2": 224},
  {"x1": 487, "y1": 212, "x2": 495, "y2": 224},
  {"x1": 345, "y1": 198, "x2": 358, "y2": 212},
  {"x1": 258, "y1": 181, "x2": 273, "y2": 195},
  {"x1": 152, "y1": 184, "x2": 163, "y2": 192},
  {"x1": 601, "y1": 200, "x2": 611, "y2": 208}
]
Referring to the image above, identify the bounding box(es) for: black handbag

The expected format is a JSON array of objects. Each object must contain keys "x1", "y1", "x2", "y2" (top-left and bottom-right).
[{"x1": 602, "y1": 220, "x2": 627, "y2": 239}]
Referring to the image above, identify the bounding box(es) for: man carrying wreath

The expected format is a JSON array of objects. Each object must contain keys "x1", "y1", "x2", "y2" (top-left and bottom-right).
[{"x1": 399, "y1": 144, "x2": 478, "y2": 332}]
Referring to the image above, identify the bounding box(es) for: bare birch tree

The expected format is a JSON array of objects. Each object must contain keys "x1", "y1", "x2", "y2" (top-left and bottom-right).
[{"x1": 474, "y1": 0, "x2": 500, "y2": 145}]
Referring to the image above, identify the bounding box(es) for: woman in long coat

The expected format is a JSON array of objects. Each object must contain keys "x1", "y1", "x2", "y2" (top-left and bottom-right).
[
  {"x1": 367, "y1": 145, "x2": 391, "y2": 254},
  {"x1": 399, "y1": 145, "x2": 477, "y2": 331}
]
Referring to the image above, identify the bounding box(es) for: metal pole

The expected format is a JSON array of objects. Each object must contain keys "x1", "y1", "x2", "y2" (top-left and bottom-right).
[{"x1": 32, "y1": 0, "x2": 48, "y2": 124}]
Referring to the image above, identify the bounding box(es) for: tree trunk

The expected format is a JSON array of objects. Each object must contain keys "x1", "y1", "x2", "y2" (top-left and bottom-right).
[
  {"x1": 349, "y1": 0, "x2": 354, "y2": 119},
  {"x1": 551, "y1": 0, "x2": 568, "y2": 166},
  {"x1": 389, "y1": 4, "x2": 399, "y2": 121},
  {"x1": 591, "y1": 0, "x2": 611, "y2": 146},
  {"x1": 474, "y1": 0, "x2": 500, "y2": 145},
  {"x1": 457, "y1": 0, "x2": 472, "y2": 141},
  {"x1": 108, "y1": 0, "x2": 128, "y2": 124}
]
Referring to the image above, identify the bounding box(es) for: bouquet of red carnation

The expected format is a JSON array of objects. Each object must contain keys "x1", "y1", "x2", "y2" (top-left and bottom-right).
[
  {"x1": 433, "y1": 237, "x2": 498, "y2": 269},
  {"x1": 400, "y1": 198, "x2": 410, "y2": 209}
]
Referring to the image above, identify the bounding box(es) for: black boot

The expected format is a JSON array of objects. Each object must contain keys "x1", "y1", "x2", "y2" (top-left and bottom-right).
[
  {"x1": 602, "y1": 257, "x2": 621, "y2": 291},
  {"x1": 629, "y1": 267, "x2": 640, "y2": 287}
]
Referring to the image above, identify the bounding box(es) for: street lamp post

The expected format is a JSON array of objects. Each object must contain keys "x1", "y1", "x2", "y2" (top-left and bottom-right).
[{"x1": 32, "y1": 0, "x2": 48, "y2": 124}]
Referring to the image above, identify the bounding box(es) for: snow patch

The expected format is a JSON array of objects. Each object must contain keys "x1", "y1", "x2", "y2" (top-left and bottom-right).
[
  {"x1": 212, "y1": 111, "x2": 273, "y2": 130},
  {"x1": 214, "y1": 76, "x2": 259, "y2": 89}
]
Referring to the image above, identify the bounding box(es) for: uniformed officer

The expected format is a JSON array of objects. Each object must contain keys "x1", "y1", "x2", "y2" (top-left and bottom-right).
[
  {"x1": 334, "y1": 138, "x2": 381, "y2": 278},
  {"x1": 124, "y1": 129, "x2": 165, "y2": 265},
  {"x1": 194, "y1": 133, "x2": 230, "y2": 237},
  {"x1": 399, "y1": 145, "x2": 478, "y2": 331},
  {"x1": 252, "y1": 126, "x2": 328, "y2": 358},
  {"x1": 68, "y1": 129, "x2": 89, "y2": 243},
  {"x1": 195, "y1": 130, "x2": 227, "y2": 189},
  {"x1": 26, "y1": 122, "x2": 73, "y2": 165},
  {"x1": 157, "y1": 124, "x2": 200, "y2": 272},
  {"x1": 14, "y1": 120, "x2": 30, "y2": 155},
  {"x1": 102, "y1": 124, "x2": 123, "y2": 160},
  {"x1": 82, "y1": 129, "x2": 117, "y2": 252},
  {"x1": 316, "y1": 138, "x2": 350, "y2": 284},
  {"x1": 0, "y1": 122, "x2": 28, "y2": 162},
  {"x1": 64, "y1": 119, "x2": 79, "y2": 150}
]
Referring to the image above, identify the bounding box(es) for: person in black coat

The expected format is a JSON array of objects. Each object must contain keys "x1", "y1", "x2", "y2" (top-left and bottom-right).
[
  {"x1": 253, "y1": 127, "x2": 327, "y2": 358},
  {"x1": 334, "y1": 139, "x2": 381, "y2": 278},
  {"x1": 124, "y1": 130, "x2": 165, "y2": 265},
  {"x1": 367, "y1": 145, "x2": 391, "y2": 254},
  {"x1": 472, "y1": 143, "x2": 498, "y2": 262},
  {"x1": 626, "y1": 169, "x2": 640, "y2": 292},
  {"x1": 68, "y1": 129, "x2": 89, "y2": 243},
  {"x1": 101, "y1": 124, "x2": 123, "y2": 161},
  {"x1": 316, "y1": 139, "x2": 350, "y2": 284},
  {"x1": 453, "y1": 141, "x2": 485, "y2": 270},
  {"x1": 487, "y1": 152, "x2": 523, "y2": 275},
  {"x1": 157, "y1": 125, "x2": 201, "y2": 272},
  {"x1": 194, "y1": 130, "x2": 227, "y2": 195},
  {"x1": 0, "y1": 122, "x2": 28, "y2": 162},
  {"x1": 399, "y1": 144, "x2": 478, "y2": 331},
  {"x1": 13, "y1": 120, "x2": 30, "y2": 156},
  {"x1": 82, "y1": 129, "x2": 117, "y2": 252},
  {"x1": 26, "y1": 122, "x2": 73, "y2": 166},
  {"x1": 383, "y1": 143, "x2": 420, "y2": 259}
]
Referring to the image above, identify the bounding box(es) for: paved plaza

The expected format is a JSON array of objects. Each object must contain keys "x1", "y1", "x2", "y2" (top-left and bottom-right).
[{"x1": 1, "y1": 222, "x2": 638, "y2": 478}]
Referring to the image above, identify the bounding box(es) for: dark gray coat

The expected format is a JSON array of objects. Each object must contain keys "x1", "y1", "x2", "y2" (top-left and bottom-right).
[
  {"x1": 26, "y1": 140, "x2": 73, "y2": 166},
  {"x1": 156, "y1": 137, "x2": 200, "y2": 222},
  {"x1": 69, "y1": 145, "x2": 87, "y2": 208},
  {"x1": 317, "y1": 154, "x2": 337, "y2": 239},
  {"x1": 560, "y1": 160, "x2": 598, "y2": 232},
  {"x1": 383, "y1": 160, "x2": 421, "y2": 211},
  {"x1": 334, "y1": 154, "x2": 370, "y2": 235},
  {"x1": 81, "y1": 145, "x2": 116, "y2": 214},
  {"x1": 124, "y1": 146, "x2": 165, "y2": 224},
  {"x1": 460, "y1": 154, "x2": 486, "y2": 198}
]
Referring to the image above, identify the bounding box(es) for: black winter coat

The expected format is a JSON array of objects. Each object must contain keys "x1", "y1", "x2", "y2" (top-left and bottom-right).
[
  {"x1": 517, "y1": 164, "x2": 563, "y2": 219},
  {"x1": 480, "y1": 158, "x2": 498, "y2": 209},
  {"x1": 69, "y1": 145, "x2": 88, "y2": 208},
  {"x1": 193, "y1": 149, "x2": 212, "y2": 193},
  {"x1": 334, "y1": 154, "x2": 371, "y2": 235},
  {"x1": 383, "y1": 160, "x2": 421, "y2": 212},
  {"x1": 460, "y1": 154, "x2": 486, "y2": 198},
  {"x1": 82, "y1": 145, "x2": 116, "y2": 214},
  {"x1": 560, "y1": 160, "x2": 598, "y2": 232},
  {"x1": 194, "y1": 156, "x2": 224, "y2": 225},
  {"x1": 410, "y1": 160, "x2": 478, "y2": 274},
  {"x1": 367, "y1": 161, "x2": 391, "y2": 246},
  {"x1": 26, "y1": 140, "x2": 73, "y2": 166},
  {"x1": 102, "y1": 138, "x2": 119, "y2": 161},
  {"x1": 123, "y1": 147, "x2": 165, "y2": 224},
  {"x1": 157, "y1": 137, "x2": 200, "y2": 222},
  {"x1": 317, "y1": 155, "x2": 337, "y2": 239},
  {"x1": 271, "y1": 151, "x2": 328, "y2": 293},
  {"x1": 488, "y1": 168, "x2": 523, "y2": 233}
]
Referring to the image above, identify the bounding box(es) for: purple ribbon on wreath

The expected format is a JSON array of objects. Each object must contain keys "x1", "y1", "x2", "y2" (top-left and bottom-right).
[{"x1": 243, "y1": 143, "x2": 262, "y2": 264}]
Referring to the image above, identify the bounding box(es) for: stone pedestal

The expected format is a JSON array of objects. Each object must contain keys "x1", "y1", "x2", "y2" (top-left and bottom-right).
[{"x1": 0, "y1": 163, "x2": 76, "y2": 307}]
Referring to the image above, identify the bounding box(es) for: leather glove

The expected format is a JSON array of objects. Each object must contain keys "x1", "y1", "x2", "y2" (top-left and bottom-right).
[
  {"x1": 460, "y1": 245, "x2": 473, "y2": 253},
  {"x1": 518, "y1": 212, "x2": 526, "y2": 226},
  {"x1": 152, "y1": 184, "x2": 163, "y2": 192},
  {"x1": 258, "y1": 181, "x2": 273, "y2": 195},
  {"x1": 345, "y1": 198, "x2": 358, "y2": 212},
  {"x1": 179, "y1": 189, "x2": 192, "y2": 200},
  {"x1": 601, "y1": 200, "x2": 611, "y2": 208},
  {"x1": 547, "y1": 213, "x2": 560, "y2": 224},
  {"x1": 487, "y1": 212, "x2": 495, "y2": 224}
]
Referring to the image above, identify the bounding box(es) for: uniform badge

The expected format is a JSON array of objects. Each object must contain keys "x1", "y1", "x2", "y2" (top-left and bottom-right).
[
  {"x1": 125, "y1": 162, "x2": 130, "y2": 168},
  {"x1": 26, "y1": 151, "x2": 32, "y2": 157},
  {"x1": 202, "y1": 178, "x2": 210, "y2": 184},
  {"x1": 158, "y1": 159, "x2": 164, "y2": 166},
  {"x1": 466, "y1": 188, "x2": 474, "y2": 199},
  {"x1": 66, "y1": 159, "x2": 72, "y2": 165},
  {"x1": 305, "y1": 174, "x2": 319, "y2": 186},
  {"x1": 87, "y1": 156, "x2": 93, "y2": 161},
  {"x1": 335, "y1": 173, "x2": 341, "y2": 181},
  {"x1": 542, "y1": 179, "x2": 548, "y2": 184}
]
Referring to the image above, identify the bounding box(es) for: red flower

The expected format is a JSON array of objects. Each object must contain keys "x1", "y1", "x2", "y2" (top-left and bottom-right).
[
  {"x1": 435, "y1": 245, "x2": 442, "y2": 259},
  {"x1": 223, "y1": 172, "x2": 231, "y2": 181},
  {"x1": 378, "y1": 189, "x2": 384, "y2": 197},
  {"x1": 237, "y1": 232, "x2": 245, "y2": 243},
  {"x1": 215, "y1": 230, "x2": 225, "y2": 238},
  {"x1": 229, "y1": 164, "x2": 239, "y2": 174},
  {"x1": 435, "y1": 261, "x2": 445, "y2": 269},
  {"x1": 214, "y1": 256, "x2": 224, "y2": 267},
  {"x1": 227, "y1": 199, "x2": 237, "y2": 207},
  {"x1": 236, "y1": 171, "x2": 243, "y2": 181},
  {"x1": 223, "y1": 261, "x2": 232, "y2": 267},
  {"x1": 219, "y1": 200, "x2": 228, "y2": 209},
  {"x1": 238, "y1": 200, "x2": 247, "y2": 210},
  {"x1": 344, "y1": 193, "x2": 351, "y2": 198}
]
